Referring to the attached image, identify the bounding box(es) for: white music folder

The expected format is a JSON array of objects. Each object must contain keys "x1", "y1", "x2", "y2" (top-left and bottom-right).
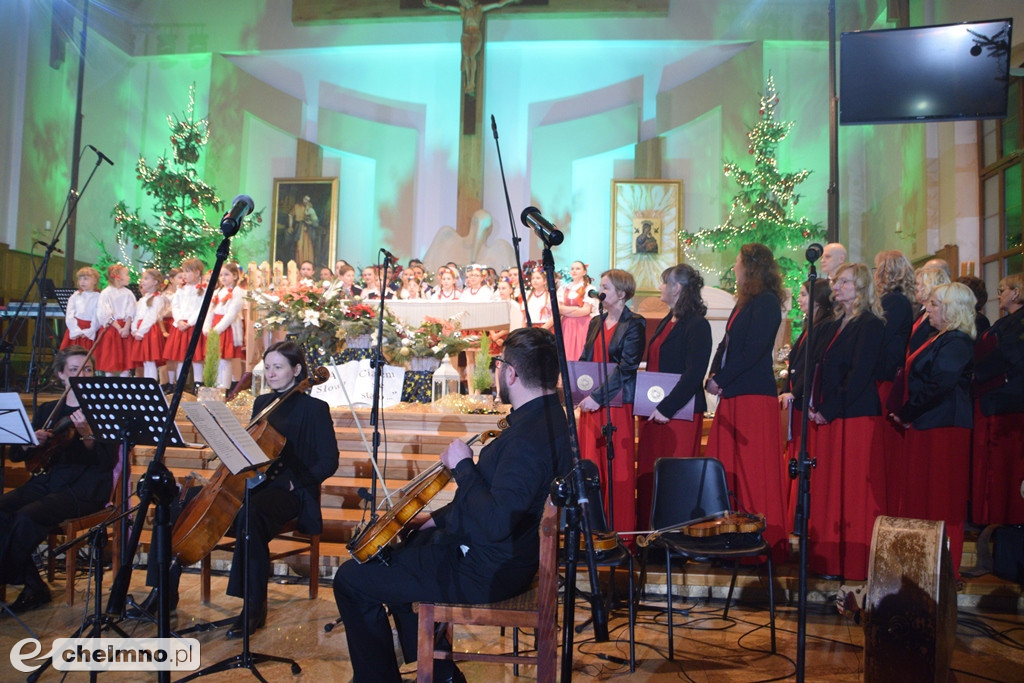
[{"x1": 182, "y1": 401, "x2": 270, "y2": 475}]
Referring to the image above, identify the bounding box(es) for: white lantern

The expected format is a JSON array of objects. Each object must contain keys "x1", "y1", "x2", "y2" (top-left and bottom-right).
[{"x1": 431, "y1": 354, "x2": 460, "y2": 402}]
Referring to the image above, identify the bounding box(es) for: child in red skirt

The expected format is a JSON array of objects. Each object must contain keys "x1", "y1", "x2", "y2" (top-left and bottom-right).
[
  {"x1": 204, "y1": 262, "x2": 246, "y2": 390},
  {"x1": 60, "y1": 266, "x2": 100, "y2": 350},
  {"x1": 94, "y1": 264, "x2": 137, "y2": 375},
  {"x1": 163, "y1": 258, "x2": 207, "y2": 387},
  {"x1": 130, "y1": 268, "x2": 168, "y2": 380}
]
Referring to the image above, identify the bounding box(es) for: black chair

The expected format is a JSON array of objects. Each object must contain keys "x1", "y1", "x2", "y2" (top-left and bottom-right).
[
  {"x1": 560, "y1": 459, "x2": 636, "y2": 671},
  {"x1": 639, "y1": 457, "x2": 776, "y2": 658}
]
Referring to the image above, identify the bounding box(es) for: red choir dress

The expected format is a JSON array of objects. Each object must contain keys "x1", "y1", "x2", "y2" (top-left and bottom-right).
[
  {"x1": 163, "y1": 283, "x2": 206, "y2": 363},
  {"x1": 893, "y1": 330, "x2": 973, "y2": 577},
  {"x1": 705, "y1": 291, "x2": 788, "y2": 563},
  {"x1": 129, "y1": 293, "x2": 168, "y2": 368},
  {"x1": 93, "y1": 285, "x2": 137, "y2": 373},
  {"x1": 635, "y1": 313, "x2": 711, "y2": 529},
  {"x1": 875, "y1": 289, "x2": 913, "y2": 515},
  {"x1": 577, "y1": 307, "x2": 646, "y2": 539},
  {"x1": 207, "y1": 286, "x2": 246, "y2": 360},
  {"x1": 558, "y1": 281, "x2": 592, "y2": 362},
  {"x1": 60, "y1": 290, "x2": 100, "y2": 350},
  {"x1": 972, "y1": 306, "x2": 1024, "y2": 524},
  {"x1": 808, "y1": 312, "x2": 886, "y2": 580}
]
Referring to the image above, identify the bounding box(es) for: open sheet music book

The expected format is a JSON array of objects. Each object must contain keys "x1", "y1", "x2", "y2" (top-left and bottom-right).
[{"x1": 182, "y1": 401, "x2": 271, "y2": 475}]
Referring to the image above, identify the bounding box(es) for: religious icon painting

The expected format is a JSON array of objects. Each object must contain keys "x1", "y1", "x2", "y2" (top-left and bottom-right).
[
  {"x1": 611, "y1": 179, "x2": 683, "y2": 295},
  {"x1": 270, "y1": 178, "x2": 339, "y2": 270}
]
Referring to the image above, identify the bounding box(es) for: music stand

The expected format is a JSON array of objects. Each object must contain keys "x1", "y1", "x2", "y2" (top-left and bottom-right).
[
  {"x1": 0, "y1": 393, "x2": 40, "y2": 638},
  {"x1": 52, "y1": 287, "x2": 76, "y2": 315}
]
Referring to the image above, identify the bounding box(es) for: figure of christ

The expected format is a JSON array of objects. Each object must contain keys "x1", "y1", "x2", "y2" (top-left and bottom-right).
[{"x1": 423, "y1": 0, "x2": 522, "y2": 96}]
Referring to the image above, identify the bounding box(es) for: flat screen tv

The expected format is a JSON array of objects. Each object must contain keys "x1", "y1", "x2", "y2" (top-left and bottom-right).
[{"x1": 840, "y1": 18, "x2": 1012, "y2": 125}]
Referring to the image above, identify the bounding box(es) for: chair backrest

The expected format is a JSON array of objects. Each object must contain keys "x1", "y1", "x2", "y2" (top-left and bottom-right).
[
  {"x1": 649, "y1": 457, "x2": 731, "y2": 530},
  {"x1": 560, "y1": 460, "x2": 613, "y2": 534},
  {"x1": 536, "y1": 496, "x2": 561, "y2": 623}
]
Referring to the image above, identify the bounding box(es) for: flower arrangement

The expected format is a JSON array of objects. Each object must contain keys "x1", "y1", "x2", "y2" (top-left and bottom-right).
[
  {"x1": 391, "y1": 314, "x2": 474, "y2": 362},
  {"x1": 250, "y1": 282, "x2": 348, "y2": 353},
  {"x1": 339, "y1": 301, "x2": 378, "y2": 338}
]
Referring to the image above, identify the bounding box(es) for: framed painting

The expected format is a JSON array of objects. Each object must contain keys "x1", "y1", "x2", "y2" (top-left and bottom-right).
[
  {"x1": 610, "y1": 179, "x2": 683, "y2": 295},
  {"x1": 270, "y1": 177, "x2": 339, "y2": 268}
]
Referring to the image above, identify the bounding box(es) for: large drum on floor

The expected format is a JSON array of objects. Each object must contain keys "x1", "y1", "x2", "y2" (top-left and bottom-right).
[{"x1": 863, "y1": 515, "x2": 957, "y2": 682}]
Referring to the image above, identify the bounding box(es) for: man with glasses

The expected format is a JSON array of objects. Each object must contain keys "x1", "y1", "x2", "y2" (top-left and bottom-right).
[{"x1": 333, "y1": 327, "x2": 572, "y2": 683}]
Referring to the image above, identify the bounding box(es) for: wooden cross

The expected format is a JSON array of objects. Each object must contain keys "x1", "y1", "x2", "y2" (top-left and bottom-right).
[{"x1": 292, "y1": 0, "x2": 667, "y2": 235}]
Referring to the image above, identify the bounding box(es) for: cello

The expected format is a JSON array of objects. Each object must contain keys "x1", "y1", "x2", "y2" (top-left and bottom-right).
[{"x1": 170, "y1": 366, "x2": 329, "y2": 566}]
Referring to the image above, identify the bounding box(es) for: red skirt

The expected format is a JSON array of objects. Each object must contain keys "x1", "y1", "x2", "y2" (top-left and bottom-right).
[
  {"x1": 876, "y1": 380, "x2": 907, "y2": 516},
  {"x1": 785, "y1": 407, "x2": 819, "y2": 532},
  {"x1": 213, "y1": 314, "x2": 245, "y2": 359},
  {"x1": 901, "y1": 425, "x2": 970, "y2": 577},
  {"x1": 635, "y1": 413, "x2": 704, "y2": 530},
  {"x1": 970, "y1": 401, "x2": 987, "y2": 524},
  {"x1": 560, "y1": 315, "x2": 590, "y2": 362},
  {"x1": 93, "y1": 320, "x2": 131, "y2": 373},
  {"x1": 130, "y1": 326, "x2": 166, "y2": 367},
  {"x1": 706, "y1": 394, "x2": 788, "y2": 563},
  {"x1": 975, "y1": 411, "x2": 1024, "y2": 525},
  {"x1": 60, "y1": 318, "x2": 94, "y2": 350},
  {"x1": 807, "y1": 415, "x2": 886, "y2": 581},
  {"x1": 163, "y1": 325, "x2": 205, "y2": 362},
  {"x1": 578, "y1": 404, "x2": 637, "y2": 539}
]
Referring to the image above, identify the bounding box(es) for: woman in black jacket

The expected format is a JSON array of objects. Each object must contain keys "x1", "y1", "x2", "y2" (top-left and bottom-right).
[
  {"x1": 635, "y1": 264, "x2": 712, "y2": 531},
  {"x1": 889, "y1": 282, "x2": 976, "y2": 577},
  {"x1": 577, "y1": 269, "x2": 645, "y2": 537}
]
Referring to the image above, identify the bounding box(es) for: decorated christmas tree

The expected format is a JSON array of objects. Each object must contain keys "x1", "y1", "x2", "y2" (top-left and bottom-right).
[
  {"x1": 102, "y1": 84, "x2": 259, "y2": 277},
  {"x1": 680, "y1": 74, "x2": 824, "y2": 333}
]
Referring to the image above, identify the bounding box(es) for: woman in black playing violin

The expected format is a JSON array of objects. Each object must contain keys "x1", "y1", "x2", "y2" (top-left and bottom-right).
[{"x1": 0, "y1": 346, "x2": 115, "y2": 612}]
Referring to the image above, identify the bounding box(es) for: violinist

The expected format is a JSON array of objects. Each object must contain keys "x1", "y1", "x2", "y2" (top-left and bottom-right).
[
  {"x1": 0, "y1": 346, "x2": 115, "y2": 613},
  {"x1": 333, "y1": 327, "x2": 572, "y2": 683}
]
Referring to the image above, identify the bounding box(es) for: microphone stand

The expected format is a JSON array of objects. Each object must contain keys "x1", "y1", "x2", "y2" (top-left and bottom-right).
[
  {"x1": 105, "y1": 208, "x2": 249, "y2": 683},
  {"x1": 789, "y1": 254, "x2": 820, "y2": 682},
  {"x1": 593, "y1": 297, "x2": 617, "y2": 526},
  {"x1": 536, "y1": 240, "x2": 609, "y2": 682},
  {"x1": 489, "y1": 115, "x2": 531, "y2": 323},
  {"x1": 364, "y1": 250, "x2": 394, "y2": 525}
]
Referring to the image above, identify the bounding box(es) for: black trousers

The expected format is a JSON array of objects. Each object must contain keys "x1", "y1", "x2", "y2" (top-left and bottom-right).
[
  {"x1": 225, "y1": 480, "x2": 300, "y2": 609},
  {"x1": 0, "y1": 474, "x2": 107, "y2": 585}
]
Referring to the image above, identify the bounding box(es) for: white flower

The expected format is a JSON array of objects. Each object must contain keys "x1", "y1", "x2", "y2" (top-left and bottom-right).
[
  {"x1": 401, "y1": 337, "x2": 413, "y2": 347},
  {"x1": 431, "y1": 344, "x2": 443, "y2": 354},
  {"x1": 302, "y1": 310, "x2": 321, "y2": 327},
  {"x1": 324, "y1": 287, "x2": 338, "y2": 301}
]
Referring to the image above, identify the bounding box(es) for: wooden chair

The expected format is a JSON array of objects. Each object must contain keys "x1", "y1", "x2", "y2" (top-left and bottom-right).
[
  {"x1": 199, "y1": 520, "x2": 320, "y2": 603},
  {"x1": 416, "y1": 496, "x2": 560, "y2": 683}
]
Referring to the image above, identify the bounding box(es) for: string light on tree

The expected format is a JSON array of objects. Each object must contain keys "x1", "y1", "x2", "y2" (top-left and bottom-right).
[
  {"x1": 99, "y1": 84, "x2": 261, "y2": 278},
  {"x1": 680, "y1": 73, "x2": 824, "y2": 333}
]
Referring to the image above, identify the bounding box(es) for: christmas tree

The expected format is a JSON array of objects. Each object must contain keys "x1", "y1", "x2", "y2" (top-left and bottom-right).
[
  {"x1": 102, "y1": 84, "x2": 259, "y2": 277},
  {"x1": 680, "y1": 74, "x2": 824, "y2": 333}
]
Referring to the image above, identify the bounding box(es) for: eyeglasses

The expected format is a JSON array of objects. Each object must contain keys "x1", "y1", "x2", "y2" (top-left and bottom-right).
[{"x1": 834, "y1": 278, "x2": 856, "y2": 286}]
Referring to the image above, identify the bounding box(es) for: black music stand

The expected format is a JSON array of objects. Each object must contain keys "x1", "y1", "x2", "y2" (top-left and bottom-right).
[{"x1": 51, "y1": 287, "x2": 76, "y2": 315}]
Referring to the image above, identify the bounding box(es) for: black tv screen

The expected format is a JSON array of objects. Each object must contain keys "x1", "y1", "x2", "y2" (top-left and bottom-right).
[{"x1": 840, "y1": 18, "x2": 1012, "y2": 125}]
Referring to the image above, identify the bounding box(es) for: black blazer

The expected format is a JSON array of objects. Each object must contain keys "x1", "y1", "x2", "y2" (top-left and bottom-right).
[
  {"x1": 815, "y1": 312, "x2": 884, "y2": 422},
  {"x1": 709, "y1": 290, "x2": 781, "y2": 398},
  {"x1": 975, "y1": 307, "x2": 1024, "y2": 416},
  {"x1": 784, "y1": 315, "x2": 833, "y2": 404},
  {"x1": 897, "y1": 330, "x2": 973, "y2": 429},
  {"x1": 646, "y1": 312, "x2": 712, "y2": 415},
  {"x1": 877, "y1": 290, "x2": 913, "y2": 382},
  {"x1": 907, "y1": 310, "x2": 934, "y2": 356},
  {"x1": 579, "y1": 306, "x2": 646, "y2": 405},
  {"x1": 252, "y1": 390, "x2": 339, "y2": 534}
]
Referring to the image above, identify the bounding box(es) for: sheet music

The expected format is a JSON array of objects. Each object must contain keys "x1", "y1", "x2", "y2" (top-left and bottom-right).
[
  {"x1": 182, "y1": 402, "x2": 270, "y2": 474},
  {"x1": 0, "y1": 393, "x2": 38, "y2": 446}
]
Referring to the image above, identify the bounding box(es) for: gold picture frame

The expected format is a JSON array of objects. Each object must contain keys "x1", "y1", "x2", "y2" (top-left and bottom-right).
[
  {"x1": 270, "y1": 177, "x2": 339, "y2": 268},
  {"x1": 610, "y1": 179, "x2": 683, "y2": 295}
]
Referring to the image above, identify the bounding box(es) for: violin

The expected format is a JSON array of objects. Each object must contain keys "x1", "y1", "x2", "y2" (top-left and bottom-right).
[
  {"x1": 346, "y1": 420, "x2": 506, "y2": 564},
  {"x1": 635, "y1": 511, "x2": 765, "y2": 548},
  {"x1": 170, "y1": 366, "x2": 330, "y2": 566}
]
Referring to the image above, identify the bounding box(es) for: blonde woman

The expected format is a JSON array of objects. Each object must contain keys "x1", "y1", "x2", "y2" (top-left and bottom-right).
[
  {"x1": 889, "y1": 282, "x2": 976, "y2": 578},
  {"x1": 908, "y1": 265, "x2": 950, "y2": 355},
  {"x1": 806, "y1": 262, "x2": 885, "y2": 581}
]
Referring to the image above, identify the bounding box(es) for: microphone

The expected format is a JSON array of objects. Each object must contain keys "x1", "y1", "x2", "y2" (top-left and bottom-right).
[
  {"x1": 87, "y1": 144, "x2": 114, "y2": 166},
  {"x1": 220, "y1": 194, "x2": 254, "y2": 236},
  {"x1": 520, "y1": 206, "x2": 564, "y2": 246},
  {"x1": 490, "y1": 114, "x2": 499, "y2": 140},
  {"x1": 35, "y1": 240, "x2": 63, "y2": 254},
  {"x1": 587, "y1": 289, "x2": 606, "y2": 302},
  {"x1": 379, "y1": 248, "x2": 399, "y2": 263},
  {"x1": 805, "y1": 243, "x2": 824, "y2": 263}
]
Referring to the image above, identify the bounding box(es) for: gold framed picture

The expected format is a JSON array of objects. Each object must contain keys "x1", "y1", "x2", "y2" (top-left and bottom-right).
[
  {"x1": 610, "y1": 179, "x2": 683, "y2": 295},
  {"x1": 270, "y1": 177, "x2": 339, "y2": 268}
]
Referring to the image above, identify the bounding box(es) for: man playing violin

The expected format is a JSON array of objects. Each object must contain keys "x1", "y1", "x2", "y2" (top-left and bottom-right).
[
  {"x1": 0, "y1": 346, "x2": 115, "y2": 612},
  {"x1": 333, "y1": 327, "x2": 572, "y2": 683}
]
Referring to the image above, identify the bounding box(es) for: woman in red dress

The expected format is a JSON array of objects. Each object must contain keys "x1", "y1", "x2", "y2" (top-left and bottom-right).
[
  {"x1": 558, "y1": 260, "x2": 595, "y2": 361},
  {"x1": 577, "y1": 269, "x2": 645, "y2": 537},
  {"x1": 807, "y1": 263, "x2": 885, "y2": 581},
  {"x1": 889, "y1": 282, "x2": 975, "y2": 577},
  {"x1": 635, "y1": 264, "x2": 711, "y2": 529},
  {"x1": 705, "y1": 243, "x2": 788, "y2": 562}
]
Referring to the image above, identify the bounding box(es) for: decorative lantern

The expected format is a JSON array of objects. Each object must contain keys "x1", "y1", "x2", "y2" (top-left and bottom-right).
[{"x1": 431, "y1": 355, "x2": 460, "y2": 402}]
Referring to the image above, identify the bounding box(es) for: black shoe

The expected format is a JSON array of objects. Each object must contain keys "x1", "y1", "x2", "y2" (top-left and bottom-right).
[
  {"x1": 226, "y1": 603, "x2": 267, "y2": 639},
  {"x1": 432, "y1": 662, "x2": 467, "y2": 683},
  {"x1": 10, "y1": 584, "x2": 52, "y2": 614},
  {"x1": 126, "y1": 588, "x2": 178, "y2": 619}
]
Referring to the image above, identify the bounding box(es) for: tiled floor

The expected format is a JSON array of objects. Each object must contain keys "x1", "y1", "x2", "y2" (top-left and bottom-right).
[{"x1": 2, "y1": 568, "x2": 1023, "y2": 681}]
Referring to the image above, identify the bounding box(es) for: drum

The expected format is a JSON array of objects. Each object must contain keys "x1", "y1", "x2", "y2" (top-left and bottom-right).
[{"x1": 863, "y1": 515, "x2": 957, "y2": 682}]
